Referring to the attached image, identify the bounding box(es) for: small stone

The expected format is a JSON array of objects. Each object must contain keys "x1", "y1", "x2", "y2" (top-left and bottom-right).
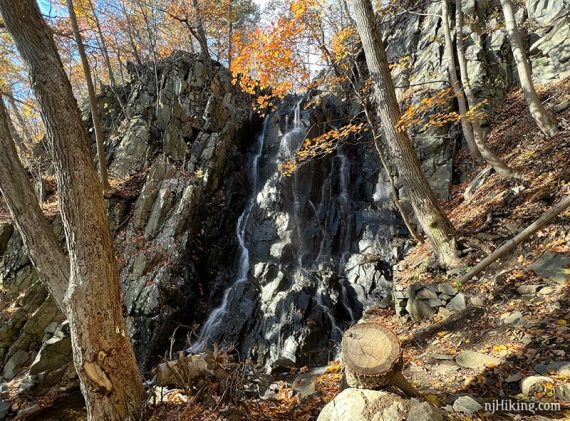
[
  {"x1": 520, "y1": 376, "x2": 554, "y2": 396},
  {"x1": 469, "y1": 296, "x2": 485, "y2": 306},
  {"x1": 456, "y1": 351, "x2": 504, "y2": 370},
  {"x1": 534, "y1": 361, "x2": 570, "y2": 377},
  {"x1": 416, "y1": 288, "x2": 438, "y2": 300},
  {"x1": 555, "y1": 383, "x2": 570, "y2": 401},
  {"x1": 530, "y1": 252, "x2": 570, "y2": 282},
  {"x1": 437, "y1": 283, "x2": 458, "y2": 295},
  {"x1": 538, "y1": 286, "x2": 555, "y2": 295},
  {"x1": 452, "y1": 396, "x2": 483, "y2": 414},
  {"x1": 407, "y1": 398, "x2": 443, "y2": 421},
  {"x1": 505, "y1": 372, "x2": 523, "y2": 382},
  {"x1": 446, "y1": 293, "x2": 466, "y2": 311},
  {"x1": 501, "y1": 311, "x2": 525, "y2": 326},
  {"x1": 406, "y1": 298, "x2": 436, "y2": 320},
  {"x1": 516, "y1": 284, "x2": 540, "y2": 295},
  {"x1": 428, "y1": 298, "x2": 443, "y2": 307}
]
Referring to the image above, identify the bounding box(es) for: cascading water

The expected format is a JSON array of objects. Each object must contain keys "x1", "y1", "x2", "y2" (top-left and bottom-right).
[
  {"x1": 188, "y1": 97, "x2": 399, "y2": 369},
  {"x1": 189, "y1": 117, "x2": 269, "y2": 352}
]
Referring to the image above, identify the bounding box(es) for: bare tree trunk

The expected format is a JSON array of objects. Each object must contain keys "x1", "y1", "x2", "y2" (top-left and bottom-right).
[
  {"x1": 4, "y1": 88, "x2": 33, "y2": 149},
  {"x1": 0, "y1": 96, "x2": 68, "y2": 310},
  {"x1": 67, "y1": 0, "x2": 112, "y2": 193},
  {"x1": 449, "y1": 0, "x2": 519, "y2": 178},
  {"x1": 0, "y1": 2, "x2": 145, "y2": 420},
  {"x1": 349, "y1": 0, "x2": 460, "y2": 267},
  {"x1": 441, "y1": 0, "x2": 482, "y2": 162},
  {"x1": 87, "y1": 0, "x2": 116, "y2": 87},
  {"x1": 362, "y1": 104, "x2": 423, "y2": 243},
  {"x1": 499, "y1": 0, "x2": 558, "y2": 137},
  {"x1": 191, "y1": 0, "x2": 211, "y2": 60},
  {"x1": 227, "y1": 0, "x2": 233, "y2": 68}
]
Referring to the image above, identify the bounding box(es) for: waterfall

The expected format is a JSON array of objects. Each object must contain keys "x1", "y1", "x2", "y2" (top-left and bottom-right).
[
  {"x1": 336, "y1": 151, "x2": 356, "y2": 323},
  {"x1": 189, "y1": 117, "x2": 269, "y2": 352}
]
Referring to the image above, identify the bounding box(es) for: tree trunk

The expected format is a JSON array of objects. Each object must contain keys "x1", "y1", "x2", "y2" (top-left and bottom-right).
[
  {"x1": 362, "y1": 104, "x2": 423, "y2": 243},
  {"x1": 4, "y1": 87, "x2": 32, "y2": 151},
  {"x1": 67, "y1": 0, "x2": 112, "y2": 193},
  {"x1": 441, "y1": 0, "x2": 482, "y2": 162},
  {"x1": 0, "y1": 2, "x2": 145, "y2": 420},
  {"x1": 87, "y1": 0, "x2": 116, "y2": 87},
  {"x1": 449, "y1": 0, "x2": 519, "y2": 178},
  {"x1": 227, "y1": 0, "x2": 233, "y2": 68},
  {"x1": 191, "y1": 0, "x2": 212, "y2": 61},
  {"x1": 349, "y1": 0, "x2": 460, "y2": 267},
  {"x1": 499, "y1": 0, "x2": 558, "y2": 137},
  {"x1": 0, "y1": 96, "x2": 68, "y2": 310}
]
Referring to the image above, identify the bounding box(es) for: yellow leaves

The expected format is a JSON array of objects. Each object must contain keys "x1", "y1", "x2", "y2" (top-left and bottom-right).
[
  {"x1": 493, "y1": 345, "x2": 508, "y2": 352},
  {"x1": 331, "y1": 26, "x2": 356, "y2": 63},
  {"x1": 555, "y1": 319, "x2": 567, "y2": 326},
  {"x1": 279, "y1": 123, "x2": 366, "y2": 176}
]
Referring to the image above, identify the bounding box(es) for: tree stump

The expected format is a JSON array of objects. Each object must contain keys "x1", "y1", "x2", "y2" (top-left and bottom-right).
[{"x1": 341, "y1": 323, "x2": 420, "y2": 397}]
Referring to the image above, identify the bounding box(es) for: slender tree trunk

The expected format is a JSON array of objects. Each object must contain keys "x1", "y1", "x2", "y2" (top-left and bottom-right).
[
  {"x1": 441, "y1": 0, "x2": 482, "y2": 162},
  {"x1": 227, "y1": 1, "x2": 233, "y2": 68},
  {"x1": 0, "y1": 2, "x2": 145, "y2": 420},
  {"x1": 499, "y1": 0, "x2": 558, "y2": 137},
  {"x1": 349, "y1": 0, "x2": 460, "y2": 267},
  {"x1": 362, "y1": 104, "x2": 423, "y2": 243},
  {"x1": 67, "y1": 0, "x2": 112, "y2": 193},
  {"x1": 449, "y1": 0, "x2": 519, "y2": 178},
  {"x1": 121, "y1": 0, "x2": 144, "y2": 67},
  {"x1": 191, "y1": 0, "x2": 211, "y2": 60},
  {"x1": 3, "y1": 96, "x2": 28, "y2": 154},
  {"x1": 5, "y1": 88, "x2": 32, "y2": 149},
  {"x1": 87, "y1": 0, "x2": 116, "y2": 87},
  {"x1": 0, "y1": 96, "x2": 68, "y2": 310}
]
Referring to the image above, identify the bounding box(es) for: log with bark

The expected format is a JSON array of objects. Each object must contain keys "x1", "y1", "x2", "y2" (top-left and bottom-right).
[{"x1": 341, "y1": 323, "x2": 420, "y2": 397}]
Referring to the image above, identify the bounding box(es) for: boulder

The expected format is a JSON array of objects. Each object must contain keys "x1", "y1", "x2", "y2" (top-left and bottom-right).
[
  {"x1": 456, "y1": 351, "x2": 504, "y2": 370},
  {"x1": 520, "y1": 375, "x2": 554, "y2": 396},
  {"x1": 317, "y1": 388, "x2": 442, "y2": 421}
]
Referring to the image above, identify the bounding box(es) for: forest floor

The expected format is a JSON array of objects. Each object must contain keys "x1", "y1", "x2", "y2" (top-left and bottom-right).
[{"x1": 3, "y1": 79, "x2": 569, "y2": 420}]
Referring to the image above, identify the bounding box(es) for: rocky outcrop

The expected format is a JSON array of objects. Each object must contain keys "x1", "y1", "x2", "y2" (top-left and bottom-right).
[{"x1": 1, "y1": 51, "x2": 257, "y2": 392}]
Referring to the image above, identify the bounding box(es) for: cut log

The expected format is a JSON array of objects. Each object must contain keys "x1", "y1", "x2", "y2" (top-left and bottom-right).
[{"x1": 341, "y1": 323, "x2": 420, "y2": 397}]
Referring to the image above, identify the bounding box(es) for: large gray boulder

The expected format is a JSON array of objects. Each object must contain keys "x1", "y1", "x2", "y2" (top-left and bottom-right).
[{"x1": 317, "y1": 389, "x2": 442, "y2": 421}]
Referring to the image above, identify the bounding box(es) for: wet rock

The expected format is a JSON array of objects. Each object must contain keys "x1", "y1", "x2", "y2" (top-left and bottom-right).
[{"x1": 456, "y1": 350, "x2": 504, "y2": 370}]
